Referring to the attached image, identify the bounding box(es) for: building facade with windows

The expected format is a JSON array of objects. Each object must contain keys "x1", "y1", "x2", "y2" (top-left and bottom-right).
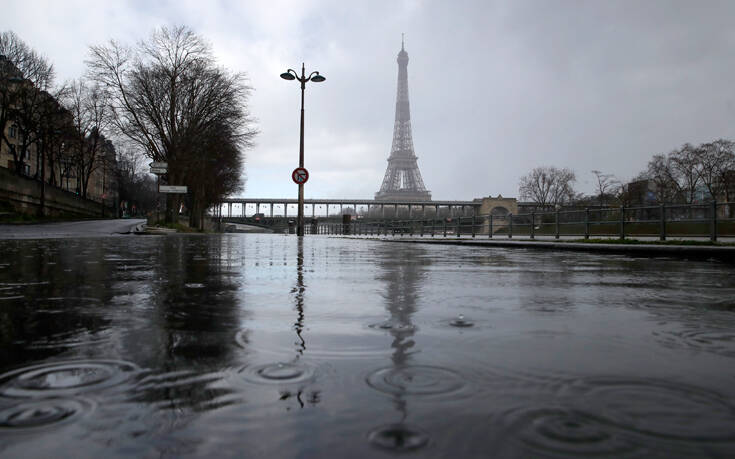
[{"x1": 1, "y1": 54, "x2": 117, "y2": 209}]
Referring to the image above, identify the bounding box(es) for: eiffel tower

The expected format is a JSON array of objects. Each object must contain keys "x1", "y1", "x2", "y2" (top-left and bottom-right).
[{"x1": 375, "y1": 37, "x2": 431, "y2": 201}]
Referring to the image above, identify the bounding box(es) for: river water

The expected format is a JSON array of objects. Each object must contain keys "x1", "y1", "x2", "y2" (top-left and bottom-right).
[{"x1": 1, "y1": 234, "x2": 734, "y2": 458}]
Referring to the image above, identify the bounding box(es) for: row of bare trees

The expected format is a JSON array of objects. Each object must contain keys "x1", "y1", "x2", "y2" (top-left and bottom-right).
[
  {"x1": 519, "y1": 139, "x2": 735, "y2": 208},
  {"x1": 1, "y1": 32, "x2": 60, "y2": 178},
  {"x1": 1, "y1": 31, "x2": 117, "y2": 201},
  {"x1": 2, "y1": 27, "x2": 256, "y2": 226},
  {"x1": 635, "y1": 140, "x2": 735, "y2": 205},
  {"x1": 518, "y1": 166, "x2": 578, "y2": 208}
]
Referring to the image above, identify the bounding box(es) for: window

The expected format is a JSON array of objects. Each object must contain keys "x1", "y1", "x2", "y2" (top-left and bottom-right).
[
  {"x1": 9, "y1": 144, "x2": 15, "y2": 156},
  {"x1": 9, "y1": 125, "x2": 16, "y2": 138}
]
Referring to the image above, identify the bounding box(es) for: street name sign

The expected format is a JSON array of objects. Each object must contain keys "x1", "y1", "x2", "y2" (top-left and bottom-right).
[
  {"x1": 159, "y1": 185, "x2": 188, "y2": 194},
  {"x1": 150, "y1": 162, "x2": 168, "y2": 175},
  {"x1": 292, "y1": 167, "x2": 309, "y2": 184}
]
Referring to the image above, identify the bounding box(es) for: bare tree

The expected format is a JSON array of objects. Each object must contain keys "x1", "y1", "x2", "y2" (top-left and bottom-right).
[
  {"x1": 0, "y1": 31, "x2": 58, "y2": 176},
  {"x1": 640, "y1": 153, "x2": 681, "y2": 203},
  {"x1": 87, "y1": 25, "x2": 256, "y2": 223},
  {"x1": 518, "y1": 166, "x2": 577, "y2": 208},
  {"x1": 669, "y1": 143, "x2": 702, "y2": 204},
  {"x1": 183, "y1": 120, "x2": 249, "y2": 228},
  {"x1": 114, "y1": 143, "x2": 157, "y2": 217},
  {"x1": 613, "y1": 180, "x2": 634, "y2": 207},
  {"x1": 591, "y1": 170, "x2": 618, "y2": 207},
  {"x1": 65, "y1": 78, "x2": 111, "y2": 198},
  {"x1": 697, "y1": 139, "x2": 735, "y2": 202}
]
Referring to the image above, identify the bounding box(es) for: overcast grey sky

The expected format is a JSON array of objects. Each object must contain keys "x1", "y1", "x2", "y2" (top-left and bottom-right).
[{"x1": 4, "y1": 0, "x2": 735, "y2": 200}]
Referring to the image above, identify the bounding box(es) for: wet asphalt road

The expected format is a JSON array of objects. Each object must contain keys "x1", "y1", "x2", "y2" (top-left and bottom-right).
[{"x1": 1, "y1": 231, "x2": 735, "y2": 457}]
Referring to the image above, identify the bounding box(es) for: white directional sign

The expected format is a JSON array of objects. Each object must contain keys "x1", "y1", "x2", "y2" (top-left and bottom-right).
[
  {"x1": 159, "y1": 185, "x2": 188, "y2": 194},
  {"x1": 150, "y1": 162, "x2": 168, "y2": 169},
  {"x1": 150, "y1": 167, "x2": 167, "y2": 175}
]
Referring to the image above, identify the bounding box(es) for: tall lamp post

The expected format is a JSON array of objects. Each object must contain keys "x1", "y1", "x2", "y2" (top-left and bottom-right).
[{"x1": 281, "y1": 63, "x2": 325, "y2": 236}]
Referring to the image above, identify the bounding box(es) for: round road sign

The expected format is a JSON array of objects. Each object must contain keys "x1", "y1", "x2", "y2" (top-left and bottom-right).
[{"x1": 292, "y1": 167, "x2": 309, "y2": 184}]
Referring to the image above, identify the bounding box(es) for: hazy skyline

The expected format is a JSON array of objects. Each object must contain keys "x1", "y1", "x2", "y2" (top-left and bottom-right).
[{"x1": 4, "y1": 0, "x2": 735, "y2": 200}]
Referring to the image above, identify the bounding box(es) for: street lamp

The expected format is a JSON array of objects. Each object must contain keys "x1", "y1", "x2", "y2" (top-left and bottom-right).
[{"x1": 281, "y1": 63, "x2": 325, "y2": 236}]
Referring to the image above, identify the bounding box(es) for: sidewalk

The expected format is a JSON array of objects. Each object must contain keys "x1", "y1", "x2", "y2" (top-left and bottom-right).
[
  {"x1": 338, "y1": 235, "x2": 735, "y2": 262},
  {"x1": 0, "y1": 219, "x2": 147, "y2": 239}
]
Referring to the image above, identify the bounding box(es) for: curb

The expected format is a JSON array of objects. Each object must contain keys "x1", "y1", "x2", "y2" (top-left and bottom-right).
[
  {"x1": 141, "y1": 226, "x2": 177, "y2": 235},
  {"x1": 341, "y1": 236, "x2": 735, "y2": 262}
]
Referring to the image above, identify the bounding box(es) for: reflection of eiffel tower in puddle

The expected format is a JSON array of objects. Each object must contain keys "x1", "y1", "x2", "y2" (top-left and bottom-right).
[
  {"x1": 367, "y1": 245, "x2": 431, "y2": 451},
  {"x1": 375, "y1": 36, "x2": 431, "y2": 202},
  {"x1": 382, "y1": 246, "x2": 424, "y2": 419}
]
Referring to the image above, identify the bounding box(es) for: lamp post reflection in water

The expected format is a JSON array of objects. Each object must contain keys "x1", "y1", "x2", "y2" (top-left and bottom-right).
[
  {"x1": 292, "y1": 237, "x2": 306, "y2": 357},
  {"x1": 278, "y1": 237, "x2": 320, "y2": 408}
]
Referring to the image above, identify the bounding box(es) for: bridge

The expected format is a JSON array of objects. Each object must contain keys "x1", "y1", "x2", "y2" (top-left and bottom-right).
[{"x1": 217, "y1": 198, "x2": 485, "y2": 219}]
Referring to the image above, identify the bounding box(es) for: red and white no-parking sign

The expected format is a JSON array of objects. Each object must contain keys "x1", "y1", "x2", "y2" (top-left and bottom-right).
[{"x1": 292, "y1": 167, "x2": 309, "y2": 184}]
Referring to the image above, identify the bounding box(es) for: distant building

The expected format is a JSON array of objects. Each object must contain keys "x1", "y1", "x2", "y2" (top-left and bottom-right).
[
  {"x1": 626, "y1": 179, "x2": 657, "y2": 206},
  {"x1": 1, "y1": 55, "x2": 36, "y2": 177},
  {"x1": 0, "y1": 54, "x2": 117, "y2": 208}
]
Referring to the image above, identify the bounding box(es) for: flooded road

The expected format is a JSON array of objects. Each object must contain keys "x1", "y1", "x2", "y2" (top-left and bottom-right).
[{"x1": 1, "y1": 234, "x2": 735, "y2": 458}]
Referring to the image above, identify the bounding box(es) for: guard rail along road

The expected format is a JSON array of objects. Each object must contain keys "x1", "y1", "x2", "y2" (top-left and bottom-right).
[{"x1": 309, "y1": 201, "x2": 734, "y2": 242}]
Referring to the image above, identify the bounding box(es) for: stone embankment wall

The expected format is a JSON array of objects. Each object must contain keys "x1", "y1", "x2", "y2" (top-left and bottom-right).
[{"x1": 0, "y1": 167, "x2": 107, "y2": 217}]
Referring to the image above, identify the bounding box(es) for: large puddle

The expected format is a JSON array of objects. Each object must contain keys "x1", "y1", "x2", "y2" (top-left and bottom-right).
[{"x1": 1, "y1": 234, "x2": 735, "y2": 457}]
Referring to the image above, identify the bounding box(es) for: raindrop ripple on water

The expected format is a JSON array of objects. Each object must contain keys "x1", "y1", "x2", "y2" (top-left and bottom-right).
[
  {"x1": 0, "y1": 397, "x2": 94, "y2": 431},
  {"x1": 366, "y1": 365, "x2": 465, "y2": 397},
  {"x1": 0, "y1": 360, "x2": 139, "y2": 398},
  {"x1": 500, "y1": 406, "x2": 640, "y2": 457},
  {"x1": 239, "y1": 362, "x2": 316, "y2": 385},
  {"x1": 368, "y1": 423, "x2": 430, "y2": 452}
]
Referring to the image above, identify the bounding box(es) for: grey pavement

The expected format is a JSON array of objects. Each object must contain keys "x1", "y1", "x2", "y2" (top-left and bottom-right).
[
  {"x1": 336, "y1": 234, "x2": 735, "y2": 261},
  {"x1": 0, "y1": 219, "x2": 146, "y2": 239}
]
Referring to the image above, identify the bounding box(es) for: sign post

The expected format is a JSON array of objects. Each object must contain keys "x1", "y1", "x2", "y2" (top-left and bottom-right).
[{"x1": 149, "y1": 162, "x2": 169, "y2": 224}]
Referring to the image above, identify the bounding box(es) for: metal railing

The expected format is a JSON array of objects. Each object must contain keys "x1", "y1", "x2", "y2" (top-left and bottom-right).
[{"x1": 308, "y1": 201, "x2": 735, "y2": 241}]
